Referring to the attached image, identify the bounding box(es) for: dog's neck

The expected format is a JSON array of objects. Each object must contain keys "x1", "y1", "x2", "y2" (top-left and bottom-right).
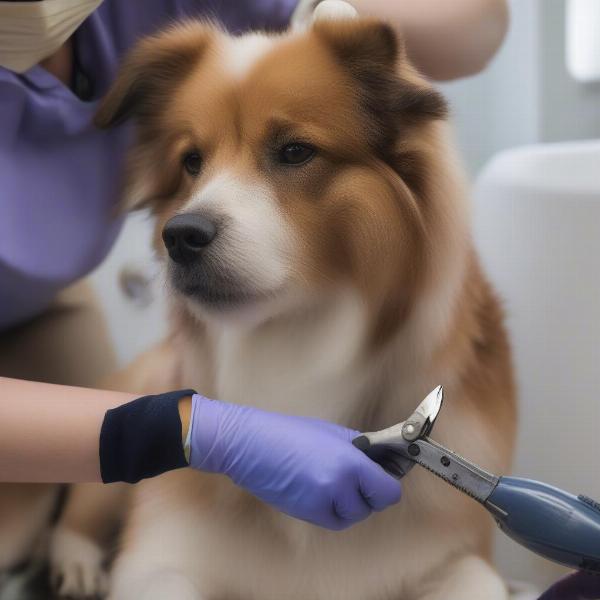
[
  {"x1": 171, "y1": 273, "x2": 464, "y2": 429},
  {"x1": 174, "y1": 289, "x2": 367, "y2": 423}
]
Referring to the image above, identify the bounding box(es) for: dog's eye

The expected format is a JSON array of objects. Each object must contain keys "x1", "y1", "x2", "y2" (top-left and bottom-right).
[
  {"x1": 182, "y1": 151, "x2": 202, "y2": 176},
  {"x1": 279, "y1": 143, "x2": 315, "y2": 166}
]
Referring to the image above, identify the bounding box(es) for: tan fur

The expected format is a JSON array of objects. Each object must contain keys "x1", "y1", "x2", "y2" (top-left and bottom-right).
[{"x1": 58, "y1": 16, "x2": 515, "y2": 600}]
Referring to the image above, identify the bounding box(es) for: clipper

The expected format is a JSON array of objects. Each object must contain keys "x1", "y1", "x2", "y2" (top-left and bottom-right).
[{"x1": 353, "y1": 387, "x2": 600, "y2": 573}]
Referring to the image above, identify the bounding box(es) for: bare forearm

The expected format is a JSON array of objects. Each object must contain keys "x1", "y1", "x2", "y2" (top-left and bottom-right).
[
  {"x1": 349, "y1": 0, "x2": 509, "y2": 80},
  {"x1": 0, "y1": 377, "x2": 136, "y2": 483}
]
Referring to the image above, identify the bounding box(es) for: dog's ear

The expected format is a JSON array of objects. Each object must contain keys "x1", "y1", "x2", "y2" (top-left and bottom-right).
[
  {"x1": 314, "y1": 16, "x2": 397, "y2": 70},
  {"x1": 313, "y1": 18, "x2": 447, "y2": 130},
  {"x1": 95, "y1": 22, "x2": 210, "y2": 128}
]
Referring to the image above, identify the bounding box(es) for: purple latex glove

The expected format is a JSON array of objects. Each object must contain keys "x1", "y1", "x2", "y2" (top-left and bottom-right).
[
  {"x1": 187, "y1": 394, "x2": 401, "y2": 530},
  {"x1": 538, "y1": 572, "x2": 600, "y2": 600}
]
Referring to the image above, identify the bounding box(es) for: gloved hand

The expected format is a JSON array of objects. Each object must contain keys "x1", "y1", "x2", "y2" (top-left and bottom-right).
[
  {"x1": 187, "y1": 394, "x2": 402, "y2": 530},
  {"x1": 538, "y1": 571, "x2": 600, "y2": 600}
]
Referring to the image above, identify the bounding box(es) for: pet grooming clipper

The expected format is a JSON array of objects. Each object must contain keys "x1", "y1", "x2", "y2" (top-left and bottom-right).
[{"x1": 353, "y1": 387, "x2": 600, "y2": 573}]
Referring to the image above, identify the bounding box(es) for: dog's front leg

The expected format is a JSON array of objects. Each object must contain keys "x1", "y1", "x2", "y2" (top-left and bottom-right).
[
  {"x1": 50, "y1": 482, "x2": 129, "y2": 598},
  {"x1": 413, "y1": 554, "x2": 508, "y2": 600},
  {"x1": 110, "y1": 562, "x2": 203, "y2": 600}
]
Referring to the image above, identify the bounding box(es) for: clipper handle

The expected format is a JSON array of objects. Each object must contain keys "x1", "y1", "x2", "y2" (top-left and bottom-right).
[{"x1": 486, "y1": 477, "x2": 600, "y2": 573}]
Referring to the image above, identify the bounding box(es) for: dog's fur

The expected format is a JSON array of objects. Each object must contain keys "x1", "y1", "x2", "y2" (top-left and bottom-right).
[{"x1": 51, "y1": 13, "x2": 515, "y2": 600}]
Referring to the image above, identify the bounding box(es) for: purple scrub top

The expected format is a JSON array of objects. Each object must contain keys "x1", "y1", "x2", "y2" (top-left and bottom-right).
[{"x1": 0, "y1": 0, "x2": 297, "y2": 331}]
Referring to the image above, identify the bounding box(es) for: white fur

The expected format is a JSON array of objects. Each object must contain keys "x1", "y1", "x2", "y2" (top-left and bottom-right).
[
  {"x1": 419, "y1": 555, "x2": 508, "y2": 600},
  {"x1": 209, "y1": 288, "x2": 369, "y2": 421},
  {"x1": 180, "y1": 172, "x2": 297, "y2": 323},
  {"x1": 111, "y1": 468, "x2": 505, "y2": 600},
  {"x1": 225, "y1": 33, "x2": 274, "y2": 80},
  {"x1": 111, "y1": 562, "x2": 202, "y2": 600}
]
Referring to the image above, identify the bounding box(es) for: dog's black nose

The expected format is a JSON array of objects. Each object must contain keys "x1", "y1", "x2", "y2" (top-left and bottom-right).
[{"x1": 162, "y1": 214, "x2": 217, "y2": 265}]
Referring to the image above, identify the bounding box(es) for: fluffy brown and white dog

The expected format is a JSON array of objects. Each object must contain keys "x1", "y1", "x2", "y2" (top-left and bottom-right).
[{"x1": 50, "y1": 4, "x2": 516, "y2": 599}]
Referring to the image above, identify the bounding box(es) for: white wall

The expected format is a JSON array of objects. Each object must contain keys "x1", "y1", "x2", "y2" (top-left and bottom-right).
[
  {"x1": 441, "y1": 0, "x2": 600, "y2": 175},
  {"x1": 540, "y1": 0, "x2": 600, "y2": 141},
  {"x1": 90, "y1": 211, "x2": 166, "y2": 367}
]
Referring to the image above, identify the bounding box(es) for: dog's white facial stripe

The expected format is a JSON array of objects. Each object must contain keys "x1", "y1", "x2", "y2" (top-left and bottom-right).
[
  {"x1": 182, "y1": 172, "x2": 296, "y2": 294},
  {"x1": 224, "y1": 33, "x2": 274, "y2": 80}
]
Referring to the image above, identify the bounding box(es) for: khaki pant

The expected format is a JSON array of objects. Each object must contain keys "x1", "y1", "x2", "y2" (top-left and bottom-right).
[{"x1": 0, "y1": 282, "x2": 116, "y2": 571}]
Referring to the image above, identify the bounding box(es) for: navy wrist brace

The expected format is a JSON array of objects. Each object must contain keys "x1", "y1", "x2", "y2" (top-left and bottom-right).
[{"x1": 99, "y1": 389, "x2": 197, "y2": 484}]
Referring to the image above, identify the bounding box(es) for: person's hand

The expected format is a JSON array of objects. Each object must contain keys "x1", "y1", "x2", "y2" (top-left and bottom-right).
[
  {"x1": 538, "y1": 571, "x2": 600, "y2": 600},
  {"x1": 187, "y1": 395, "x2": 401, "y2": 530}
]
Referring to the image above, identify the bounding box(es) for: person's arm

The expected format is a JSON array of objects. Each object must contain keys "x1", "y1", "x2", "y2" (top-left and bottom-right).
[
  {"x1": 346, "y1": 0, "x2": 509, "y2": 80},
  {"x1": 0, "y1": 377, "x2": 138, "y2": 482},
  {"x1": 0, "y1": 377, "x2": 401, "y2": 530}
]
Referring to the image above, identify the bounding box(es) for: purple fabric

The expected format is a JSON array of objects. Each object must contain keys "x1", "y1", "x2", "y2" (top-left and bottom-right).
[
  {"x1": 538, "y1": 572, "x2": 600, "y2": 600},
  {"x1": 188, "y1": 394, "x2": 402, "y2": 530},
  {"x1": 0, "y1": 0, "x2": 298, "y2": 331}
]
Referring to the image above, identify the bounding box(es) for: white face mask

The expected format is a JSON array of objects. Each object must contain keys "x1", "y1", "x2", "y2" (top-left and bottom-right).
[{"x1": 0, "y1": 0, "x2": 102, "y2": 73}]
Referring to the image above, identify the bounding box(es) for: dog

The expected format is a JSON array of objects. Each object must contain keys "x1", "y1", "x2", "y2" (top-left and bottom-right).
[{"x1": 49, "y1": 5, "x2": 516, "y2": 599}]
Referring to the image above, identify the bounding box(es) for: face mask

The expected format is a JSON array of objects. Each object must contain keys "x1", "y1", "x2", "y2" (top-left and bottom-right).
[{"x1": 0, "y1": 0, "x2": 102, "y2": 73}]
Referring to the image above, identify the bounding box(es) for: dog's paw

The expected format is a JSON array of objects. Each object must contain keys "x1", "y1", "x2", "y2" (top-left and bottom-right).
[{"x1": 49, "y1": 527, "x2": 108, "y2": 599}]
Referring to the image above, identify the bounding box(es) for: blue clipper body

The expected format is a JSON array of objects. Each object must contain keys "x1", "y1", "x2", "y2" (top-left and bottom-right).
[{"x1": 486, "y1": 477, "x2": 600, "y2": 572}]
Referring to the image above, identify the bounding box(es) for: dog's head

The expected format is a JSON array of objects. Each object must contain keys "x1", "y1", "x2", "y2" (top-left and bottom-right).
[{"x1": 97, "y1": 8, "x2": 467, "y2": 346}]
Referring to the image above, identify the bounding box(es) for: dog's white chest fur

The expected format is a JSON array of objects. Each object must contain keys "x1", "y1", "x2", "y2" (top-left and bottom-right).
[
  {"x1": 141, "y1": 296, "x2": 490, "y2": 600},
  {"x1": 207, "y1": 290, "x2": 371, "y2": 423}
]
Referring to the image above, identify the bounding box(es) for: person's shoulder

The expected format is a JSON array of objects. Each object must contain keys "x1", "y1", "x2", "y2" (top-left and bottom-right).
[{"x1": 98, "y1": 0, "x2": 299, "y2": 39}]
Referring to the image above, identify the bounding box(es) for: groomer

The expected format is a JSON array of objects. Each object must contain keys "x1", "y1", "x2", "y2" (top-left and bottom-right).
[{"x1": 0, "y1": 0, "x2": 510, "y2": 576}]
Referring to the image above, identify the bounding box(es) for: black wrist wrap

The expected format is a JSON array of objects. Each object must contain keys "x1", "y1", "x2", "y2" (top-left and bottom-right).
[{"x1": 99, "y1": 389, "x2": 197, "y2": 484}]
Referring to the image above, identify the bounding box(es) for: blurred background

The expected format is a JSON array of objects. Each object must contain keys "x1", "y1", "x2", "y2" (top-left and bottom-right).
[{"x1": 88, "y1": 0, "x2": 600, "y2": 590}]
